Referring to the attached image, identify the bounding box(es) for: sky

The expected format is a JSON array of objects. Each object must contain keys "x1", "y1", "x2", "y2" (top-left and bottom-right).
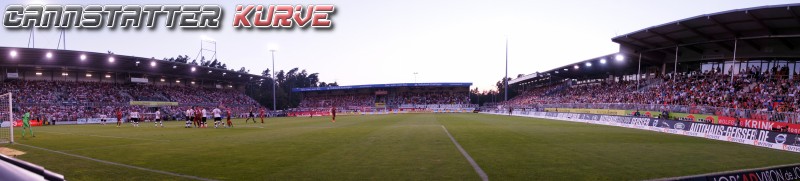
[{"x1": 1, "y1": 0, "x2": 797, "y2": 90}]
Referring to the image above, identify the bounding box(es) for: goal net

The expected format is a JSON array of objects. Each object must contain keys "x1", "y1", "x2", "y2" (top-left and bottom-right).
[{"x1": 0, "y1": 93, "x2": 12, "y2": 144}]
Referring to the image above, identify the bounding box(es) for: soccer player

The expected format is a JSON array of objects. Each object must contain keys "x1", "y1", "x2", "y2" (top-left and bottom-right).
[
  {"x1": 226, "y1": 108, "x2": 233, "y2": 128},
  {"x1": 130, "y1": 109, "x2": 140, "y2": 127},
  {"x1": 260, "y1": 108, "x2": 266, "y2": 124},
  {"x1": 21, "y1": 110, "x2": 34, "y2": 138},
  {"x1": 185, "y1": 107, "x2": 194, "y2": 128},
  {"x1": 331, "y1": 106, "x2": 336, "y2": 123},
  {"x1": 212, "y1": 107, "x2": 222, "y2": 128},
  {"x1": 201, "y1": 108, "x2": 209, "y2": 128},
  {"x1": 194, "y1": 107, "x2": 202, "y2": 128},
  {"x1": 116, "y1": 109, "x2": 123, "y2": 127},
  {"x1": 154, "y1": 109, "x2": 163, "y2": 127},
  {"x1": 245, "y1": 108, "x2": 256, "y2": 123},
  {"x1": 99, "y1": 113, "x2": 107, "y2": 125}
]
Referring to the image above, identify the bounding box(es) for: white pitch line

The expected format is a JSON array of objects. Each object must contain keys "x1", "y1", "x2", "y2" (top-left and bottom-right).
[
  {"x1": 36, "y1": 131, "x2": 168, "y2": 142},
  {"x1": 441, "y1": 125, "x2": 489, "y2": 181},
  {"x1": 14, "y1": 143, "x2": 216, "y2": 181}
]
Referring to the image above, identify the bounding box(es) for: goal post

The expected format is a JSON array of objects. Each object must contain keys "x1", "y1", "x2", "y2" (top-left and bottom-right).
[{"x1": 0, "y1": 93, "x2": 12, "y2": 144}]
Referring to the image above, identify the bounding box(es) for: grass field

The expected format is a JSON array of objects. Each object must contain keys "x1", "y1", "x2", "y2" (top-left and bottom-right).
[{"x1": 3, "y1": 113, "x2": 800, "y2": 180}]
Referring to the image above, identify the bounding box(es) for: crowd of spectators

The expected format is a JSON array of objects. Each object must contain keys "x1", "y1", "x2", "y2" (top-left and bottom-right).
[
  {"x1": 0, "y1": 80, "x2": 260, "y2": 123},
  {"x1": 389, "y1": 92, "x2": 469, "y2": 105},
  {"x1": 504, "y1": 65, "x2": 800, "y2": 122},
  {"x1": 299, "y1": 94, "x2": 374, "y2": 108},
  {"x1": 297, "y1": 91, "x2": 470, "y2": 109}
]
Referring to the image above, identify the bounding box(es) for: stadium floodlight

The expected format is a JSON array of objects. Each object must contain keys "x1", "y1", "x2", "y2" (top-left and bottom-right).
[
  {"x1": 35, "y1": 72, "x2": 42, "y2": 76},
  {"x1": 109, "y1": 57, "x2": 115, "y2": 62},
  {"x1": 615, "y1": 54, "x2": 625, "y2": 61},
  {"x1": 191, "y1": 81, "x2": 195, "y2": 84},
  {"x1": 586, "y1": 62, "x2": 592, "y2": 67},
  {"x1": 105, "y1": 75, "x2": 111, "y2": 78},
  {"x1": 200, "y1": 35, "x2": 215, "y2": 42},
  {"x1": 46, "y1": 52, "x2": 52, "y2": 59},
  {"x1": 85, "y1": 74, "x2": 92, "y2": 77},
  {"x1": 80, "y1": 54, "x2": 87, "y2": 61},
  {"x1": 574, "y1": 65, "x2": 579, "y2": 70},
  {"x1": 160, "y1": 78, "x2": 165, "y2": 82},
  {"x1": 191, "y1": 67, "x2": 196, "y2": 72},
  {"x1": 61, "y1": 72, "x2": 68, "y2": 76},
  {"x1": 600, "y1": 58, "x2": 607, "y2": 64},
  {"x1": 9, "y1": 50, "x2": 17, "y2": 58},
  {"x1": 176, "y1": 80, "x2": 181, "y2": 83},
  {"x1": 150, "y1": 61, "x2": 156, "y2": 67},
  {"x1": 173, "y1": 65, "x2": 177, "y2": 69}
]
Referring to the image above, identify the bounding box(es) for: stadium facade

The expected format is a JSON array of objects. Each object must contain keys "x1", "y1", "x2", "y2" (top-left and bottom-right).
[{"x1": 506, "y1": 3, "x2": 800, "y2": 130}]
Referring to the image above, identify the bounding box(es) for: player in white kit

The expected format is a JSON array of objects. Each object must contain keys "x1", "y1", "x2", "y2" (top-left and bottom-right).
[
  {"x1": 212, "y1": 107, "x2": 222, "y2": 128},
  {"x1": 130, "y1": 110, "x2": 140, "y2": 127},
  {"x1": 154, "y1": 110, "x2": 163, "y2": 127}
]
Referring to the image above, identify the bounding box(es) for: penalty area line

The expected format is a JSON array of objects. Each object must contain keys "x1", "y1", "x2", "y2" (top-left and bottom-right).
[
  {"x1": 441, "y1": 125, "x2": 489, "y2": 181},
  {"x1": 14, "y1": 143, "x2": 216, "y2": 181}
]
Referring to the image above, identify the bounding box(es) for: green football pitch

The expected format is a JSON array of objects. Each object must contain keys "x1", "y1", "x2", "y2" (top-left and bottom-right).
[{"x1": 4, "y1": 113, "x2": 800, "y2": 180}]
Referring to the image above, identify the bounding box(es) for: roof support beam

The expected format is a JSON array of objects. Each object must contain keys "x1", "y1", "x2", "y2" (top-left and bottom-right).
[
  {"x1": 616, "y1": 40, "x2": 674, "y2": 59},
  {"x1": 707, "y1": 16, "x2": 764, "y2": 51},
  {"x1": 646, "y1": 29, "x2": 704, "y2": 54},
  {"x1": 748, "y1": 10, "x2": 795, "y2": 50},
  {"x1": 675, "y1": 23, "x2": 734, "y2": 52}
]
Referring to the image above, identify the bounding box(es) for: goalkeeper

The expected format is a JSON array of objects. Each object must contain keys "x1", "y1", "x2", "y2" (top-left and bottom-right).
[{"x1": 22, "y1": 111, "x2": 34, "y2": 138}]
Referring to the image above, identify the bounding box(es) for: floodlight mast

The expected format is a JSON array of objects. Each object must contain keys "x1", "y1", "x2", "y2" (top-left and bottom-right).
[
  {"x1": 504, "y1": 37, "x2": 508, "y2": 102},
  {"x1": 269, "y1": 46, "x2": 278, "y2": 111}
]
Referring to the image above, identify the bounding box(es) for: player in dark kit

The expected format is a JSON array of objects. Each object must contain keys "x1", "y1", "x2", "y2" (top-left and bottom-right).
[
  {"x1": 245, "y1": 108, "x2": 256, "y2": 123},
  {"x1": 226, "y1": 108, "x2": 233, "y2": 128},
  {"x1": 116, "y1": 109, "x2": 123, "y2": 127},
  {"x1": 331, "y1": 106, "x2": 336, "y2": 123},
  {"x1": 194, "y1": 107, "x2": 203, "y2": 128}
]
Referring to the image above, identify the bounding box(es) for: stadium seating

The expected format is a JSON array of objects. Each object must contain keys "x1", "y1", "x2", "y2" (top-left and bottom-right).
[
  {"x1": 503, "y1": 65, "x2": 800, "y2": 124},
  {"x1": 297, "y1": 91, "x2": 470, "y2": 109},
  {"x1": 0, "y1": 80, "x2": 260, "y2": 122}
]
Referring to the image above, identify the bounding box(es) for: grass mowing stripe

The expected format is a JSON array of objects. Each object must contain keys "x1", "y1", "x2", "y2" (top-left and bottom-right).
[
  {"x1": 441, "y1": 125, "x2": 488, "y2": 181},
  {"x1": 35, "y1": 130, "x2": 169, "y2": 142},
  {"x1": 14, "y1": 143, "x2": 216, "y2": 181}
]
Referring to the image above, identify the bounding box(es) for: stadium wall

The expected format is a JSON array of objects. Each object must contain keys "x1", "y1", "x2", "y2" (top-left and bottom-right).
[{"x1": 482, "y1": 110, "x2": 800, "y2": 154}]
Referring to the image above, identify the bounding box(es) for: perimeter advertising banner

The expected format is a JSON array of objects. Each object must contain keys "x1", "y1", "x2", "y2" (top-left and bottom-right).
[
  {"x1": 485, "y1": 110, "x2": 800, "y2": 153},
  {"x1": 719, "y1": 116, "x2": 800, "y2": 134}
]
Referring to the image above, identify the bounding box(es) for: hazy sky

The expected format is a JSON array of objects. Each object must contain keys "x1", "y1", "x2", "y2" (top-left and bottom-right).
[{"x1": 1, "y1": 0, "x2": 796, "y2": 90}]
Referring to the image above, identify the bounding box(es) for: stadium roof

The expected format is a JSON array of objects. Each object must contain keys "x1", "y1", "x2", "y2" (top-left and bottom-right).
[
  {"x1": 613, "y1": 3, "x2": 800, "y2": 56},
  {"x1": 0, "y1": 47, "x2": 268, "y2": 83},
  {"x1": 292, "y1": 82, "x2": 472, "y2": 92},
  {"x1": 512, "y1": 3, "x2": 800, "y2": 86}
]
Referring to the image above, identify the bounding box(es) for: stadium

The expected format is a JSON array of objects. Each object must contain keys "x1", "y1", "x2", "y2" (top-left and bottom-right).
[{"x1": 2, "y1": 2, "x2": 800, "y2": 181}]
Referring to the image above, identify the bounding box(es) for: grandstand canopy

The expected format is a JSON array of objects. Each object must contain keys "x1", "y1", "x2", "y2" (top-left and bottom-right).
[
  {"x1": 512, "y1": 3, "x2": 800, "y2": 87},
  {"x1": 293, "y1": 83, "x2": 472, "y2": 92},
  {"x1": 613, "y1": 3, "x2": 800, "y2": 56},
  {"x1": 0, "y1": 47, "x2": 268, "y2": 85}
]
